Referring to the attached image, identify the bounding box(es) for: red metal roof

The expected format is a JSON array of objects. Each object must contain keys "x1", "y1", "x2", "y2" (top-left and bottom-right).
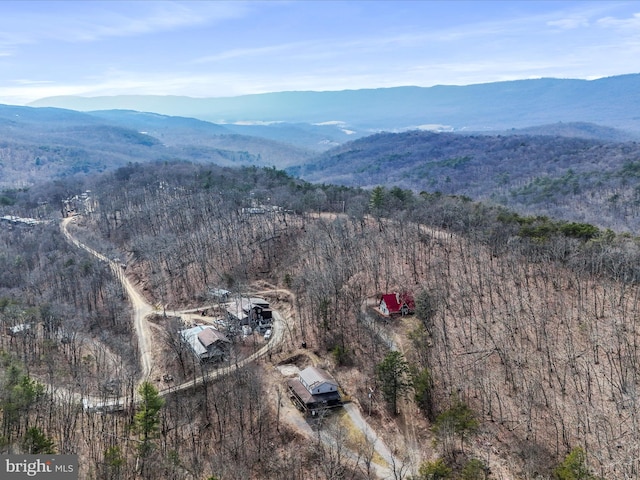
[{"x1": 380, "y1": 292, "x2": 415, "y2": 314}]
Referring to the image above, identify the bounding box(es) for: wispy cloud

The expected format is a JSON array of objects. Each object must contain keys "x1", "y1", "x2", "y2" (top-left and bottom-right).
[
  {"x1": 547, "y1": 16, "x2": 591, "y2": 30},
  {"x1": 597, "y1": 12, "x2": 640, "y2": 29},
  {"x1": 1, "y1": 1, "x2": 639, "y2": 105},
  {"x1": 192, "y1": 42, "x2": 303, "y2": 64},
  {"x1": 64, "y1": 2, "x2": 249, "y2": 42},
  {"x1": 0, "y1": 1, "x2": 251, "y2": 45},
  {"x1": 13, "y1": 79, "x2": 54, "y2": 86}
]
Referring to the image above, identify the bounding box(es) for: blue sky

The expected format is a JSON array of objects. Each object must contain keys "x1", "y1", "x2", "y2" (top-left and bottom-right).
[{"x1": 0, "y1": 1, "x2": 639, "y2": 104}]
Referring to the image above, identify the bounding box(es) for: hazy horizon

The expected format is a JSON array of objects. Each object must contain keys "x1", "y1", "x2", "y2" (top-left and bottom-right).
[{"x1": 1, "y1": 1, "x2": 640, "y2": 105}]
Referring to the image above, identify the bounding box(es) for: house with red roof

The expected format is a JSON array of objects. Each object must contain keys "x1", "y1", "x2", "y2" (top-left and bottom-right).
[{"x1": 379, "y1": 292, "x2": 415, "y2": 316}]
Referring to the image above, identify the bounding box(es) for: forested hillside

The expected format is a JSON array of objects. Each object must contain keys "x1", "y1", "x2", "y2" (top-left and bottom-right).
[
  {"x1": 0, "y1": 105, "x2": 315, "y2": 188},
  {"x1": 292, "y1": 130, "x2": 640, "y2": 233},
  {"x1": 2, "y1": 162, "x2": 640, "y2": 478}
]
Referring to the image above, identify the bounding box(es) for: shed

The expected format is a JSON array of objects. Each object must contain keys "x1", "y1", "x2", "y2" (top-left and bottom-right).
[{"x1": 208, "y1": 288, "x2": 230, "y2": 302}]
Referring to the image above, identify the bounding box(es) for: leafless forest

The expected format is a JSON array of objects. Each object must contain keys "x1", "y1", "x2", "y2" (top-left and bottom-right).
[{"x1": 2, "y1": 162, "x2": 640, "y2": 479}]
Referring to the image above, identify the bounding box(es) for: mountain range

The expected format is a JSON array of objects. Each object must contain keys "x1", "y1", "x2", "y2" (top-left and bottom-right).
[{"x1": 29, "y1": 74, "x2": 640, "y2": 133}]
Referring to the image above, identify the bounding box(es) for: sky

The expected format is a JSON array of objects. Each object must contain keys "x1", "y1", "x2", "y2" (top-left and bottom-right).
[{"x1": 0, "y1": 0, "x2": 640, "y2": 105}]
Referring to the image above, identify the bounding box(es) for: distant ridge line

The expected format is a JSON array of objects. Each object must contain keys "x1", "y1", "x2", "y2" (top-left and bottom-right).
[{"x1": 27, "y1": 74, "x2": 640, "y2": 133}]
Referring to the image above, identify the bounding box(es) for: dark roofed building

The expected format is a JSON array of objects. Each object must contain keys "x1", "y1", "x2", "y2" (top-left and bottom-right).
[
  {"x1": 181, "y1": 325, "x2": 231, "y2": 362},
  {"x1": 197, "y1": 327, "x2": 227, "y2": 348}
]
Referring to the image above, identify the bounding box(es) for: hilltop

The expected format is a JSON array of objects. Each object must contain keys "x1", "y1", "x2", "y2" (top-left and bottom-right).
[{"x1": 2, "y1": 161, "x2": 640, "y2": 478}]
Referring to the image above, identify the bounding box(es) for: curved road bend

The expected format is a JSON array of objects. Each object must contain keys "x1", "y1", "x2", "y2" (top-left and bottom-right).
[{"x1": 60, "y1": 216, "x2": 284, "y2": 406}]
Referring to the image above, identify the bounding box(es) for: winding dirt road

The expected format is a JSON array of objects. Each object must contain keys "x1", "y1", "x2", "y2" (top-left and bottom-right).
[
  {"x1": 61, "y1": 217, "x2": 154, "y2": 379},
  {"x1": 60, "y1": 216, "x2": 284, "y2": 407},
  {"x1": 61, "y1": 216, "x2": 403, "y2": 478}
]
